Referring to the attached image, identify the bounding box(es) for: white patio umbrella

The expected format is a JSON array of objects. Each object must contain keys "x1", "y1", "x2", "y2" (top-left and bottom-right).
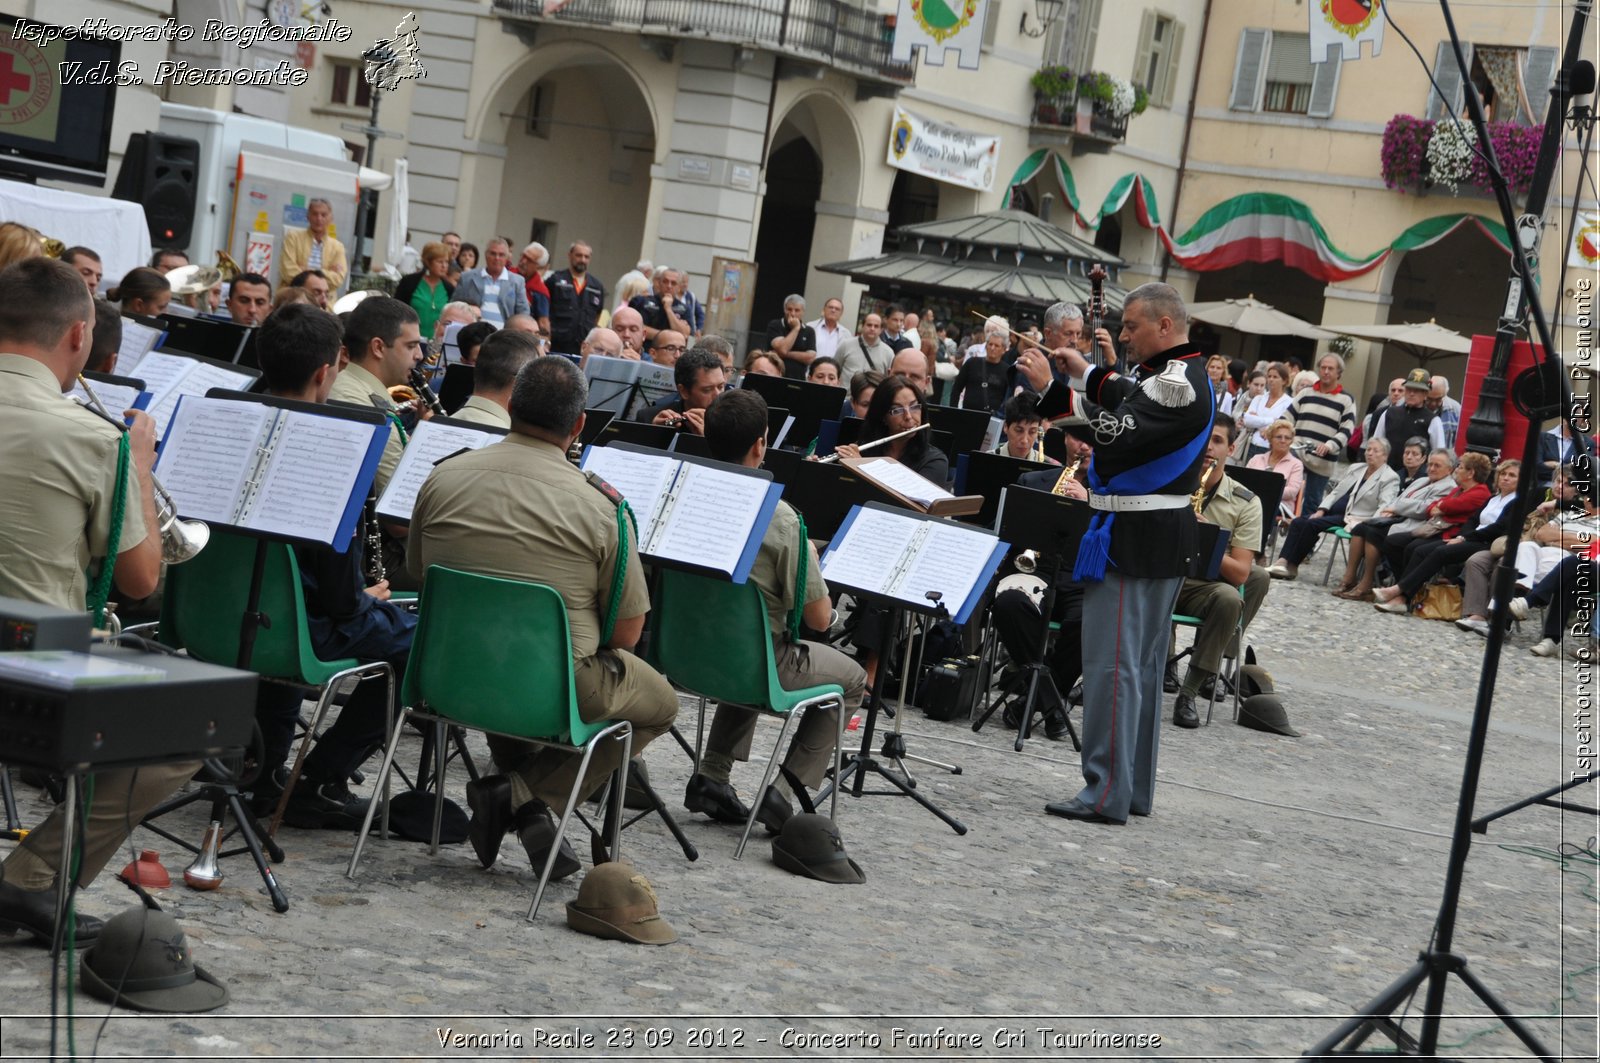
[
  {"x1": 1189, "y1": 295, "x2": 1337, "y2": 340},
  {"x1": 384, "y1": 158, "x2": 410, "y2": 272},
  {"x1": 1336, "y1": 319, "x2": 1474, "y2": 364}
]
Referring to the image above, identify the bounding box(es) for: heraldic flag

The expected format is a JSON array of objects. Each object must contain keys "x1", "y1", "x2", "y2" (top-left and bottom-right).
[
  {"x1": 892, "y1": 0, "x2": 989, "y2": 70},
  {"x1": 1310, "y1": 0, "x2": 1385, "y2": 62}
]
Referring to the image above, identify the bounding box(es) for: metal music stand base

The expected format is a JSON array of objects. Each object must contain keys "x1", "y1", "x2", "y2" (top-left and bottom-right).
[
  {"x1": 1471, "y1": 769, "x2": 1600, "y2": 834},
  {"x1": 817, "y1": 605, "x2": 967, "y2": 836},
  {"x1": 140, "y1": 765, "x2": 289, "y2": 913},
  {"x1": 971, "y1": 661, "x2": 1081, "y2": 753}
]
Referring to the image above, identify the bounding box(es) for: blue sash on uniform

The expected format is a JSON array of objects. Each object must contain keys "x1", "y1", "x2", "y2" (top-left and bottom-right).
[{"x1": 1072, "y1": 414, "x2": 1213, "y2": 583}]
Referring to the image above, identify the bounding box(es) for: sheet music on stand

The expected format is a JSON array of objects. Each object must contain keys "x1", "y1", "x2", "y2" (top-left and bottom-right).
[
  {"x1": 136, "y1": 351, "x2": 262, "y2": 439},
  {"x1": 580, "y1": 443, "x2": 781, "y2": 582},
  {"x1": 820, "y1": 502, "x2": 1007, "y2": 624},
  {"x1": 583, "y1": 354, "x2": 676, "y2": 418},
  {"x1": 376, "y1": 417, "x2": 507, "y2": 523},
  {"x1": 840, "y1": 456, "x2": 983, "y2": 517},
  {"x1": 70, "y1": 371, "x2": 151, "y2": 425},
  {"x1": 154, "y1": 394, "x2": 388, "y2": 549},
  {"x1": 112, "y1": 318, "x2": 166, "y2": 376}
]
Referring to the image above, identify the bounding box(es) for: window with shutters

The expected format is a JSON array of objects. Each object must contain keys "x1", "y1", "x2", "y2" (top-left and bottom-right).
[
  {"x1": 1426, "y1": 42, "x2": 1556, "y2": 125},
  {"x1": 1132, "y1": 11, "x2": 1183, "y2": 108},
  {"x1": 1043, "y1": 0, "x2": 1101, "y2": 72},
  {"x1": 1263, "y1": 30, "x2": 1313, "y2": 113},
  {"x1": 329, "y1": 60, "x2": 371, "y2": 109},
  {"x1": 1230, "y1": 28, "x2": 1340, "y2": 118}
]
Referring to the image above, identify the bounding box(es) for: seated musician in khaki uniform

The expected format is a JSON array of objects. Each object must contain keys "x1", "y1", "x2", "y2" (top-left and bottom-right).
[
  {"x1": 328, "y1": 296, "x2": 425, "y2": 496},
  {"x1": 0, "y1": 257, "x2": 197, "y2": 945},
  {"x1": 447, "y1": 330, "x2": 540, "y2": 429},
  {"x1": 406, "y1": 356, "x2": 679, "y2": 880},
  {"x1": 683, "y1": 390, "x2": 868, "y2": 832},
  {"x1": 1170, "y1": 418, "x2": 1271, "y2": 728}
]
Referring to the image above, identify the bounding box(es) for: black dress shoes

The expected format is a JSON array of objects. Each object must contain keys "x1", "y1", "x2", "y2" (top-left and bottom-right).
[
  {"x1": 0, "y1": 879, "x2": 104, "y2": 946},
  {"x1": 1173, "y1": 693, "x2": 1201, "y2": 729},
  {"x1": 465, "y1": 773, "x2": 513, "y2": 869},
  {"x1": 514, "y1": 799, "x2": 581, "y2": 881},
  {"x1": 683, "y1": 773, "x2": 749, "y2": 824},
  {"x1": 1043, "y1": 797, "x2": 1126, "y2": 825},
  {"x1": 755, "y1": 786, "x2": 793, "y2": 835},
  {"x1": 1044, "y1": 706, "x2": 1071, "y2": 741}
]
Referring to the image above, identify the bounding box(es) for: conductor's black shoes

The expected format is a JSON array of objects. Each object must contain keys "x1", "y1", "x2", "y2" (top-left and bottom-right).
[
  {"x1": 684, "y1": 774, "x2": 749, "y2": 824},
  {"x1": 1172, "y1": 694, "x2": 1201, "y2": 729},
  {"x1": 1043, "y1": 797, "x2": 1125, "y2": 825},
  {"x1": 466, "y1": 774, "x2": 513, "y2": 868}
]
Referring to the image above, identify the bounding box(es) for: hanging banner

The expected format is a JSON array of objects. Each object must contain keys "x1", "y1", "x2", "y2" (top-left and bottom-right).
[
  {"x1": 891, "y1": 0, "x2": 988, "y2": 70},
  {"x1": 1311, "y1": 0, "x2": 1384, "y2": 62},
  {"x1": 1569, "y1": 211, "x2": 1600, "y2": 268},
  {"x1": 886, "y1": 106, "x2": 1000, "y2": 192}
]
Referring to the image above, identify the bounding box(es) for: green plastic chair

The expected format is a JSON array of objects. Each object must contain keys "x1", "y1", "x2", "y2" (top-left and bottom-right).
[
  {"x1": 346, "y1": 566, "x2": 632, "y2": 921},
  {"x1": 1320, "y1": 525, "x2": 1354, "y2": 586},
  {"x1": 648, "y1": 566, "x2": 846, "y2": 858},
  {"x1": 1170, "y1": 583, "x2": 1247, "y2": 726},
  {"x1": 161, "y1": 529, "x2": 395, "y2": 836}
]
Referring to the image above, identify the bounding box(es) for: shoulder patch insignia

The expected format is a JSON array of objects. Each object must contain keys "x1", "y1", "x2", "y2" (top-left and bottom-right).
[{"x1": 585, "y1": 471, "x2": 624, "y2": 506}]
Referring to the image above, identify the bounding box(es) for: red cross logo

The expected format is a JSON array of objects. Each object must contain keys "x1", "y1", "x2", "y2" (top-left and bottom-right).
[{"x1": 0, "y1": 52, "x2": 33, "y2": 107}]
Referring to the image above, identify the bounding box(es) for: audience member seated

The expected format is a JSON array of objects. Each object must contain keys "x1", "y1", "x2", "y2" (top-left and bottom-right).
[
  {"x1": 1373, "y1": 457, "x2": 1517, "y2": 615},
  {"x1": 1456, "y1": 465, "x2": 1590, "y2": 636},
  {"x1": 1508, "y1": 554, "x2": 1595, "y2": 657},
  {"x1": 1395, "y1": 437, "x2": 1428, "y2": 487},
  {"x1": 1372, "y1": 451, "x2": 1494, "y2": 598},
  {"x1": 1245, "y1": 418, "x2": 1305, "y2": 517},
  {"x1": 1267, "y1": 437, "x2": 1399, "y2": 580},
  {"x1": 1335, "y1": 447, "x2": 1456, "y2": 600}
]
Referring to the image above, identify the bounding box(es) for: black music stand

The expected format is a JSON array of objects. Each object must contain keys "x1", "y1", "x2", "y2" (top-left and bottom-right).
[
  {"x1": 970, "y1": 486, "x2": 1089, "y2": 752},
  {"x1": 156, "y1": 312, "x2": 252, "y2": 364},
  {"x1": 955, "y1": 450, "x2": 1053, "y2": 528},
  {"x1": 923, "y1": 403, "x2": 992, "y2": 463},
  {"x1": 785, "y1": 459, "x2": 911, "y2": 541},
  {"x1": 584, "y1": 355, "x2": 674, "y2": 419},
  {"x1": 142, "y1": 392, "x2": 390, "y2": 914},
  {"x1": 439, "y1": 363, "x2": 475, "y2": 415},
  {"x1": 741, "y1": 373, "x2": 847, "y2": 451},
  {"x1": 596, "y1": 419, "x2": 676, "y2": 451},
  {"x1": 813, "y1": 503, "x2": 1007, "y2": 834}
]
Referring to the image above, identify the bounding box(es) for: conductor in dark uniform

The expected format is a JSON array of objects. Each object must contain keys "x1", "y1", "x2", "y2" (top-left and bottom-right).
[{"x1": 1016, "y1": 282, "x2": 1214, "y2": 825}]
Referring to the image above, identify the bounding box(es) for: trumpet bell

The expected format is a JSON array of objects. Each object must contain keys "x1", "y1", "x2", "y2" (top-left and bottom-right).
[
  {"x1": 161, "y1": 514, "x2": 210, "y2": 565},
  {"x1": 1014, "y1": 549, "x2": 1040, "y2": 574}
]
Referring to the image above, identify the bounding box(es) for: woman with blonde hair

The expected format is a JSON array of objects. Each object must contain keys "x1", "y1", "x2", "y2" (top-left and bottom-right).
[{"x1": 0, "y1": 222, "x2": 44, "y2": 270}]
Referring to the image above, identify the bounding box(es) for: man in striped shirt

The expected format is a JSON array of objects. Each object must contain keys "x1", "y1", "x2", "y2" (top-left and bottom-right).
[{"x1": 1288, "y1": 353, "x2": 1357, "y2": 511}]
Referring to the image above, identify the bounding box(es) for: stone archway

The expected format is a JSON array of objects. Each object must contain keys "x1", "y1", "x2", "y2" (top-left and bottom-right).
[
  {"x1": 1378, "y1": 221, "x2": 1509, "y2": 389},
  {"x1": 462, "y1": 42, "x2": 661, "y2": 293}
]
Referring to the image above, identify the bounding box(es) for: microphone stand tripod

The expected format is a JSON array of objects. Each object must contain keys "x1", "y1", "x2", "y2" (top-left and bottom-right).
[{"x1": 1306, "y1": 1, "x2": 1591, "y2": 1057}]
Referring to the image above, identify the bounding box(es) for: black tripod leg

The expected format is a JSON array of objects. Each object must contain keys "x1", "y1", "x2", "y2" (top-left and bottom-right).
[
  {"x1": 1015, "y1": 669, "x2": 1043, "y2": 752},
  {"x1": 629, "y1": 761, "x2": 698, "y2": 862},
  {"x1": 224, "y1": 789, "x2": 288, "y2": 912},
  {"x1": 1472, "y1": 769, "x2": 1600, "y2": 833},
  {"x1": 858, "y1": 761, "x2": 967, "y2": 835},
  {"x1": 1303, "y1": 959, "x2": 1429, "y2": 1057},
  {"x1": 1453, "y1": 962, "x2": 1559, "y2": 1061}
]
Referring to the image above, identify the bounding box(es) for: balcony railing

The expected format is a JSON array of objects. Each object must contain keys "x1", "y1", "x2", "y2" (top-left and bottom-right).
[
  {"x1": 493, "y1": 0, "x2": 914, "y2": 84},
  {"x1": 1030, "y1": 90, "x2": 1078, "y2": 129}
]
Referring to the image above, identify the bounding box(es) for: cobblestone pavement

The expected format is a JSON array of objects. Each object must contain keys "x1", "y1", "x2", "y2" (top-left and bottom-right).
[{"x1": 2, "y1": 560, "x2": 1596, "y2": 1061}]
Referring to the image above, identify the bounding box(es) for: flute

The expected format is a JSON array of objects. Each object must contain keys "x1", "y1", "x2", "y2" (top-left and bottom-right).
[{"x1": 817, "y1": 423, "x2": 930, "y2": 463}]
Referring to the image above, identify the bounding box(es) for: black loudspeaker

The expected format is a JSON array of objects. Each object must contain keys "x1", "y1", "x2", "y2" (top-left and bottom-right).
[{"x1": 112, "y1": 133, "x2": 201, "y2": 247}]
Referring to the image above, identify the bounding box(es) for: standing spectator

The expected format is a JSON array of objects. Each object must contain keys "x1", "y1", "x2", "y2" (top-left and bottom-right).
[
  {"x1": 1373, "y1": 368, "x2": 1447, "y2": 471},
  {"x1": 286, "y1": 269, "x2": 332, "y2": 310},
  {"x1": 395, "y1": 242, "x2": 455, "y2": 341},
  {"x1": 1289, "y1": 352, "x2": 1357, "y2": 509},
  {"x1": 809, "y1": 297, "x2": 851, "y2": 360},
  {"x1": 518, "y1": 242, "x2": 552, "y2": 336},
  {"x1": 954, "y1": 331, "x2": 1010, "y2": 412},
  {"x1": 454, "y1": 242, "x2": 477, "y2": 271},
  {"x1": 834, "y1": 313, "x2": 893, "y2": 391},
  {"x1": 441, "y1": 231, "x2": 462, "y2": 262},
  {"x1": 1240, "y1": 362, "x2": 1293, "y2": 460},
  {"x1": 1428, "y1": 375, "x2": 1463, "y2": 447},
  {"x1": 1205, "y1": 354, "x2": 1233, "y2": 417},
  {"x1": 675, "y1": 269, "x2": 704, "y2": 336},
  {"x1": 454, "y1": 237, "x2": 529, "y2": 328},
  {"x1": 280, "y1": 198, "x2": 348, "y2": 292},
  {"x1": 881, "y1": 304, "x2": 914, "y2": 353},
  {"x1": 614, "y1": 259, "x2": 652, "y2": 309},
  {"x1": 547, "y1": 240, "x2": 606, "y2": 355},
  {"x1": 630, "y1": 266, "x2": 692, "y2": 355},
  {"x1": 766, "y1": 294, "x2": 816, "y2": 378}
]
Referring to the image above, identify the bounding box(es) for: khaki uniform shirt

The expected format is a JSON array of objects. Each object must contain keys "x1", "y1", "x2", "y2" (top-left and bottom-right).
[
  {"x1": 1201, "y1": 473, "x2": 1263, "y2": 556},
  {"x1": 329, "y1": 361, "x2": 403, "y2": 493},
  {"x1": 407, "y1": 433, "x2": 649, "y2": 660},
  {"x1": 0, "y1": 353, "x2": 148, "y2": 610},
  {"x1": 747, "y1": 499, "x2": 829, "y2": 638},
  {"x1": 450, "y1": 396, "x2": 511, "y2": 430}
]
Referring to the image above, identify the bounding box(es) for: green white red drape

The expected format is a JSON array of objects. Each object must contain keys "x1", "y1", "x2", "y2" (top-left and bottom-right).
[{"x1": 998, "y1": 151, "x2": 1509, "y2": 282}]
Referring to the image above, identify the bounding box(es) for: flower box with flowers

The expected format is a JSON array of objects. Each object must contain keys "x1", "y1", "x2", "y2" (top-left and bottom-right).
[{"x1": 1380, "y1": 114, "x2": 1541, "y2": 201}]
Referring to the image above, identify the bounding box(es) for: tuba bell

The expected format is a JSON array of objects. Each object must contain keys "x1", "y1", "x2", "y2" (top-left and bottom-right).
[{"x1": 215, "y1": 251, "x2": 242, "y2": 282}]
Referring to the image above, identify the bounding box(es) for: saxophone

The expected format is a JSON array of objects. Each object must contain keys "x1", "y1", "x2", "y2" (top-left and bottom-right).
[{"x1": 1191, "y1": 459, "x2": 1217, "y2": 518}]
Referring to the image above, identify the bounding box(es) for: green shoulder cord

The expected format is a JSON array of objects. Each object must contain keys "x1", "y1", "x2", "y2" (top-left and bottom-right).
[
  {"x1": 601, "y1": 499, "x2": 636, "y2": 647},
  {"x1": 787, "y1": 512, "x2": 809, "y2": 642},
  {"x1": 386, "y1": 411, "x2": 410, "y2": 446},
  {"x1": 85, "y1": 434, "x2": 130, "y2": 627}
]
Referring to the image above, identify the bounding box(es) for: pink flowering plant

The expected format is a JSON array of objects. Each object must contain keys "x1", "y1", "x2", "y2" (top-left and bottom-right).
[{"x1": 1380, "y1": 114, "x2": 1541, "y2": 200}]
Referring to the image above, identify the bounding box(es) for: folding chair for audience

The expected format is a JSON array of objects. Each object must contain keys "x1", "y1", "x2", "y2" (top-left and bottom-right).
[
  {"x1": 348, "y1": 567, "x2": 631, "y2": 920},
  {"x1": 648, "y1": 567, "x2": 847, "y2": 858},
  {"x1": 1320, "y1": 526, "x2": 1353, "y2": 586}
]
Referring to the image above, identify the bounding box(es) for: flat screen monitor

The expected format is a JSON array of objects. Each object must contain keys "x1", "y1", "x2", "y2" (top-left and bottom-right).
[{"x1": 0, "y1": 22, "x2": 120, "y2": 186}]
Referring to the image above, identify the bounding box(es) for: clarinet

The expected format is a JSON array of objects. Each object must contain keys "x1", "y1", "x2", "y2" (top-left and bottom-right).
[
  {"x1": 409, "y1": 367, "x2": 444, "y2": 417},
  {"x1": 362, "y1": 490, "x2": 386, "y2": 586}
]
